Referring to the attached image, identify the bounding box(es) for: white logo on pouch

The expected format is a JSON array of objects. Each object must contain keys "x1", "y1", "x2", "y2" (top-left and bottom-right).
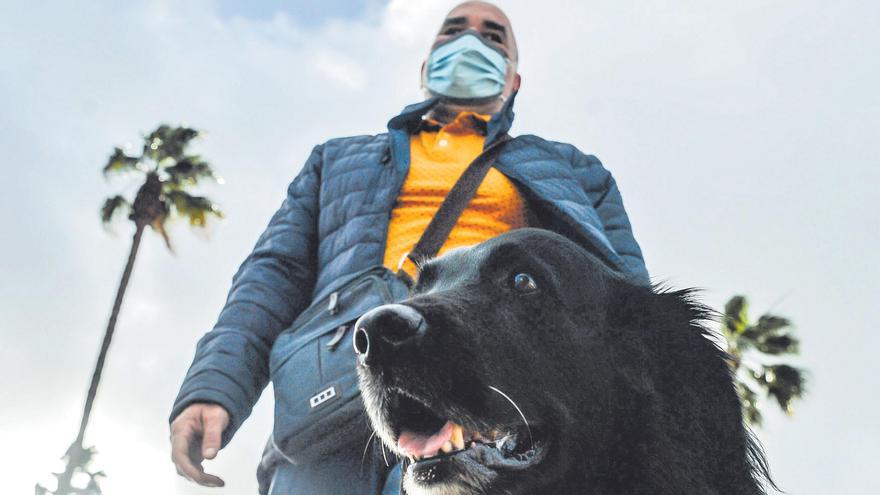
[{"x1": 309, "y1": 386, "x2": 337, "y2": 408}]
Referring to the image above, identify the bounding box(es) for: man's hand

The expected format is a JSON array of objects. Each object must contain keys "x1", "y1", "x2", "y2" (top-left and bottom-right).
[{"x1": 170, "y1": 403, "x2": 230, "y2": 487}]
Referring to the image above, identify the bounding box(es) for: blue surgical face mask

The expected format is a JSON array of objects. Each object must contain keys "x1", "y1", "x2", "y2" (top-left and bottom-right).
[{"x1": 423, "y1": 32, "x2": 509, "y2": 101}]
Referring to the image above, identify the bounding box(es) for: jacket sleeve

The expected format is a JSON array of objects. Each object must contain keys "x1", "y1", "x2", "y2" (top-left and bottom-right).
[
  {"x1": 169, "y1": 145, "x2": 323, "y2": 446},
  {"x1": 560, "y1": 144, "x2": 650, "y2": 285}
]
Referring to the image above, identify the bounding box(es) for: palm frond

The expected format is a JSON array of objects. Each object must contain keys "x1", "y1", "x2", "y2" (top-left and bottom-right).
[
  {"x1": 102, "y1": 147, "x2": 141, "y2": 176},
  {"x1": 38, "y1": 443, "x2": 104, "y2": 494},
  {"x1": 722, "y1": 295, "x2": 748, "y2": 336},
  {"x1": 142, "y1": 125, "x2": 170, "y2": 160},
  {"x1": 739, "y1": 314, "x2": 796, "y2": 354},
  {"x1": 100, "y1": 195, "x2": 131, "y2": 226},
  {"x1": 737, "y1": 381, "x2": 763, "y2": 426},
  {"x1": 751, "y1": 315, "x2": 792, "y2": 336},
  {"x1": 144, "y1": 125, "x2": 200, "y2": 163},
  {"x1": 150, "y1": 213, "x2": 173, "y2": 253},
  {"x1": 163, "y1": 155, "x2": 217, "y2": 187},
  {"x1": 756, "y1": 334, "x2": 800, "y2": 355},
  {"x1": 752, "y1": 364, "x2": 806, "y2": 414},
  {"x1": 166, "y1": 190, "x2": 223, "y2": 227}
]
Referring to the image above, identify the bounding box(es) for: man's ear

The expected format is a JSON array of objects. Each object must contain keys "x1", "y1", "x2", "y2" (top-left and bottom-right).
[
  {"x1": 513, "y1": 73, "x2": 521, "y2": 92},
  {"x1": 419, "y1": 60, "x2": 427, "y2": 86}
]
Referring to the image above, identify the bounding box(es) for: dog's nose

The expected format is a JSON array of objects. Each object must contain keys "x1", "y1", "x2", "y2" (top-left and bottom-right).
[{"x1": 353, "y1": 304, "x2": 426, "y2": 365}]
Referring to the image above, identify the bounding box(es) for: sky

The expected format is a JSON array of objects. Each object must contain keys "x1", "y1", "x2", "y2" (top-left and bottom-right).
[{"x1": 0, "y1": 0, "x2": 878, "y2": 493}]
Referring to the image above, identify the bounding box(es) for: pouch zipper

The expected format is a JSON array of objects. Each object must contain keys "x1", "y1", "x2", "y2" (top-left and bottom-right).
[{"x1": 325, "y1": 324, "x2": 350, "y2": 350}]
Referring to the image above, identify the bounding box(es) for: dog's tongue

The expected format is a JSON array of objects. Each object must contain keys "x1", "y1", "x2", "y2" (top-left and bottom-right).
[{"x1": 397, "y1": 421, "x2": 454, "y2": 458}]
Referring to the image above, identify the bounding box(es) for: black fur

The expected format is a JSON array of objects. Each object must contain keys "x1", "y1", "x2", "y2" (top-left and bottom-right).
[{"x1": 356, "y1": 228, "x2": 774, "y2": 494}]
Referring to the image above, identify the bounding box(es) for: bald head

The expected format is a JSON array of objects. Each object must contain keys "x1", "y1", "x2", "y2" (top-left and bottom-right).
[{"x1": 434, "y1": 1, "x2": 518, "y2": 62}]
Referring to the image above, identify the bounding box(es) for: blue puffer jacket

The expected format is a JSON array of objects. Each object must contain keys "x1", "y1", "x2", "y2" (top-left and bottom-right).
[{"x1": 170, "y1": 95, "x2": 649, "y2": 444}]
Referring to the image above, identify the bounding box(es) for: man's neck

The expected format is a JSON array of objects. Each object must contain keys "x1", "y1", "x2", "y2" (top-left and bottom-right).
[{"x1": 426, "y1": 98, "x2": 503, "y2": 125}]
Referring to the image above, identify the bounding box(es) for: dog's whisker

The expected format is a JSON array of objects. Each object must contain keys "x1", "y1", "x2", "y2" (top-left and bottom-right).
[
  {"x1": 361, "y1": 429, "x2": 377, "y2": 471},
  {"x1": 488, "y1": 385, "x2": 534, "y2": 450},
  {"x1": 381, "y1": 438, "x2": 389, "y2": 467}
]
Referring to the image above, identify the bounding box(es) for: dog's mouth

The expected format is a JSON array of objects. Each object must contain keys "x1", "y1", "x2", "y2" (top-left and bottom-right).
[
  {"x1": 393, "y1": 393, "x2": 541, "y2": 462},
  {"x1": 382, "y1": 391, "x2": 547, "y2": 489}
]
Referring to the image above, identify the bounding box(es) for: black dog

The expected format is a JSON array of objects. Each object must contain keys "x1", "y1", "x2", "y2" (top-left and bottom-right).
[{"x1": 354, "y1": 228, "x2": 774, "y2": 495}]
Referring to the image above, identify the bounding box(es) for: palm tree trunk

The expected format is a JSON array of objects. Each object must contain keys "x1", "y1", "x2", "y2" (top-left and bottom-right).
[
  {"x1": 53, "y1": 225, "x2": 145, "y2": 494},
  {"x1": 77, "y1": 223, "x2": 145, "y2": 445}
]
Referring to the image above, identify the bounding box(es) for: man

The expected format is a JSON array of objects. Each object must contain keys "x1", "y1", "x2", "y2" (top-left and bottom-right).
[{"x1": 170, "y1": 2, "x2": 649, "y2": 494}]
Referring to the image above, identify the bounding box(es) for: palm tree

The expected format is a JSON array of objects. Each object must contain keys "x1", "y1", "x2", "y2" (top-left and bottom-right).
[
  {"x1": 37, "y1": 125, "x2": 222, "y2": 495},
  {"x1": 721, "y1": 295, "x2": 806, "y2": 427}
]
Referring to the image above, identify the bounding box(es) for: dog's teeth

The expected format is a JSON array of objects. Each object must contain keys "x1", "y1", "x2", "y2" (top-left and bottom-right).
[
  {"x1": 440, "y1": 441, "x2": 453, "y2": 453},
  {"x1": 451, "y1": 424, "x2": 465, "y2": 450},
  {"x1": 496, "y1": 435, "x2": 513, "y2": 450}
]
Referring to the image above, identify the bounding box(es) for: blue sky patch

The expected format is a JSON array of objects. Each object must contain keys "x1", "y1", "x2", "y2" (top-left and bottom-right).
[{"x1": 214, "y1": 0, "x2": 386, "y2": 26}]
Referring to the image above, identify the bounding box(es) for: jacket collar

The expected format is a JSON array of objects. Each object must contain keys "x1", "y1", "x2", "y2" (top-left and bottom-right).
[
  {"x1": 387, "y1": 91, "x2": 518, "y2": 148},
  {"x1": 485, "y1": 90, "x2": 517, "y2": 144}
]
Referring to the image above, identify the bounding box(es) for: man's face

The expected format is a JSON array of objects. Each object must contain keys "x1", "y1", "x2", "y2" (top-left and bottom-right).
[{"x1": 424, "y1": 1, "x2": 521, "y2": 104}]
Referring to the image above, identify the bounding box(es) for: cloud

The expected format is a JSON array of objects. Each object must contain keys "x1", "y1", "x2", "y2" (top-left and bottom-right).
[
  {"x1": 383, "y1": 0, "x2": 449, "y2": 44},
  {"x1": 311, "y1": 50, "x2": 368, "y2": 90},
  {"x1": 1, "y1": 0, "x2": 878, "y2": 494}
]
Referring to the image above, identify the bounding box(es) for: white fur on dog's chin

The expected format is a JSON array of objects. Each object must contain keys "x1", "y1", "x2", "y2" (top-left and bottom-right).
[
  {"x1": 403, "y1": 476, "x2": 473, "y2": 495},
  {"x1": 356, "y1": 367, "x2": 405, "y2": 455},
  {"x1": 403, "y1": 459, "x2": 498, "y2": 495}
]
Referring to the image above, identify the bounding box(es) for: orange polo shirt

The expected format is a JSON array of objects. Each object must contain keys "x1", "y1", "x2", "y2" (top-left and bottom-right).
[{"x1": 383, "y1": 112, "x2": 531, "y2": 277}]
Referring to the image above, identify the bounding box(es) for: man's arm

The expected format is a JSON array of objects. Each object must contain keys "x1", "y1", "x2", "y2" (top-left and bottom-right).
[
  {"x1": 170, "y1": 144, "x2": 324, "y2": 445},
  {"x1": 557, "y1": 143, "x2": 650, "y2": 285}
]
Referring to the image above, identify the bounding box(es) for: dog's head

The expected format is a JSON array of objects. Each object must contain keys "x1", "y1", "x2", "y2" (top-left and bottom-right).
[{"x1": 354, "y1": 228, "x2": 642, "y2": 494}]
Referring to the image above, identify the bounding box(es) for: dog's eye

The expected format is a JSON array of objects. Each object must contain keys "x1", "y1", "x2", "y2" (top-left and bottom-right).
[{"x1": 512, "y1": 273, "x2": 538, "y2": 293}]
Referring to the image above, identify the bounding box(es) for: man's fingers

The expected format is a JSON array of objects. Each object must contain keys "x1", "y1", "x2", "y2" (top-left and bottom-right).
[
  {"x1": 200, "y1": 408, "x2": 229, "y2": 460},
  {"x1": 171, "y1": 431, "x2": 225, "y2": 487},
  {"x1": 171, "y1": 433, "x2": 200, "y2": 481},
  {"x1": 194, "y1": 470, "x2": 226, "y2": 488}
]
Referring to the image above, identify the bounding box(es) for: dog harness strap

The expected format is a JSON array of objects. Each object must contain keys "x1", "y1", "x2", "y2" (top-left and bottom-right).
[{"x1": 403, "y1": 133, "x2": 512, "y2": 271}]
